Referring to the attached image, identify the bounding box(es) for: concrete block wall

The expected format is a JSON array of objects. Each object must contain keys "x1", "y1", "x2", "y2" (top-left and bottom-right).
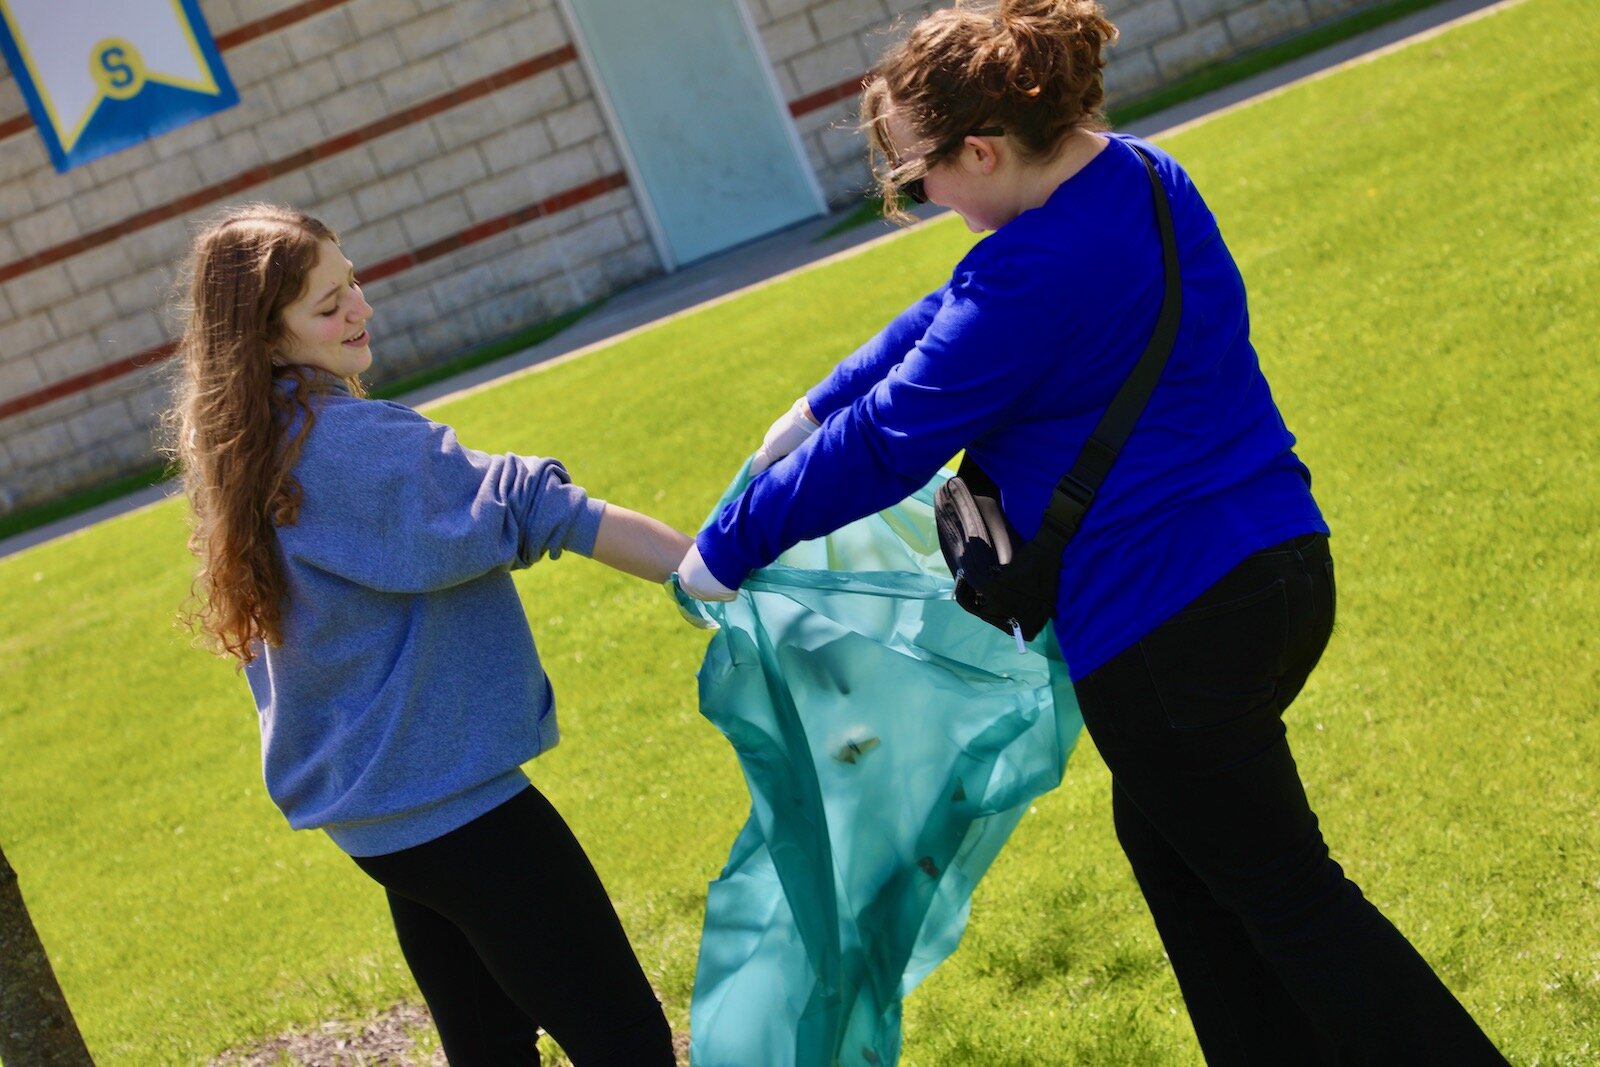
[
  {"x1": 757, "y1": 0, "x2": 1386, "y2": 207},
  {"x1": 0, "y1": 0, "x2": 658, "y2": 515},
  {"x1": 2, "y1": 0, "x2": 1399, "y2": 517},
  {"x1": 1101, "y1": 0, "x2": 1342, "y2": 98}
]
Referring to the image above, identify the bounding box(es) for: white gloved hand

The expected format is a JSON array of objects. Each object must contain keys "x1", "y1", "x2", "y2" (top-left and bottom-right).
[
  {"x1": 677, "y1": 543, "x2": 737, "y2": 601},
  {"x1": 749, "y1": 397, "x2": 820, "y2": 476}
]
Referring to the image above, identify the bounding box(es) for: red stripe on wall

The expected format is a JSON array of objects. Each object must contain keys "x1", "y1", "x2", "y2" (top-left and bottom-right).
[
  {"x1": 0, "y1": 45, "x2": 580, "y2": 288},
  {"x1": 789, "y1": 73, "x2": 870, "y2": 118},
  {"x1": 213, "y1": 0, "x2": 352, "y2": 50},
  {"x1": 0, "y1": 172, "x2": 629, "y2": 423},
  {"x1": 360, "y1": 172, "x2": 627, "y2": 282},
  {"x1": 0, "y1": 342, "x2": 176, "y2": 422}
]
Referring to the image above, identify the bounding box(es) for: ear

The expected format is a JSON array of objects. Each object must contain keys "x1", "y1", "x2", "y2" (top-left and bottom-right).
[{"x1": 962, "y1": 135, "x2": 1002, "y2": 176}]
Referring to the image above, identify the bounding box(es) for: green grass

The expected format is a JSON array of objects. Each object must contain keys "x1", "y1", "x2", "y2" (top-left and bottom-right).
[
  {"x1": 817, "y1": 195, "x2": 892, "y2": 240},
  {"x1": 2, "y1": 0, "x2": 1597, "y2": 1061},
  {"x1": 1105, "y1": 0, "x2": 1459, "y2": 126}
]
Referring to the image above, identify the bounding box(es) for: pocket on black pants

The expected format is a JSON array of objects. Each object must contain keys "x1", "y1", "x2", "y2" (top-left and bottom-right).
[{"x1": 1141, "y1": 577, "x2": 1290, "y2": 730}]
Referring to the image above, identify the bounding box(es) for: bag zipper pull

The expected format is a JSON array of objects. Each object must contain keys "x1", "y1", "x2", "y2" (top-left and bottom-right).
[{"x1": 1010, "y1": 619, "x2": 1026, "y2": 655}]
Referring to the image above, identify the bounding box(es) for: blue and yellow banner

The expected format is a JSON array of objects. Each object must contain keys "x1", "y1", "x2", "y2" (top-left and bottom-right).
[{"x1": 0, "y1": 0, "x2": 238, "y2": 172}]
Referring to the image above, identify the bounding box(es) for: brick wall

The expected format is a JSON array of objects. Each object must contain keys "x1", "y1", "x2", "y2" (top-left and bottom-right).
[
  {"x1": 0, "y1": 0, "x2": 655, "y2": 514},
  {"x1": 1, "y1": 0, "x2": 1392, "y2": 517}
]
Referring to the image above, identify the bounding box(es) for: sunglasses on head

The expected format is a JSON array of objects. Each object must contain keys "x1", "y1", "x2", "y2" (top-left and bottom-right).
[{"x1": 893, "y1": 126, "x2": 1005, "y2": 204}]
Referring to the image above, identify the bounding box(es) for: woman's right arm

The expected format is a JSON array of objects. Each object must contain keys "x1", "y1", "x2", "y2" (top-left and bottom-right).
[
  {"x1": 747, "y1": 286, "x2": 948, "y2": 476},
  {"x1": 589, "y1": 504, "x2": 692, "y2": 583}
]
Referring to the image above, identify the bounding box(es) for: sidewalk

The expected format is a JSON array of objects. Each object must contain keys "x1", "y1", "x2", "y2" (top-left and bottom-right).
[{"x1": 0, "y1": 0, "x2": 1509, "y2": 561}]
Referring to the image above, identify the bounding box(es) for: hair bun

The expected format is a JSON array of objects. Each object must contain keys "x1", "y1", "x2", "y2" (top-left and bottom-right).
[{"x1": 860, "y1": 0, "x2": 1117, "y2": 221}]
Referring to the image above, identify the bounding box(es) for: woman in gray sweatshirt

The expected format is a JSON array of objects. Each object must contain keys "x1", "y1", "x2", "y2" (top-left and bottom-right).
[{"x1": 168, "y1": 204, "x2": 685, "y2": 1064}]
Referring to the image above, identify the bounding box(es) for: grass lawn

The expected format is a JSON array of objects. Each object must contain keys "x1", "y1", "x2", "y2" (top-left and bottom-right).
[{"x1": 2, "y1": 0, "x2": 1596, "y2": 1061}]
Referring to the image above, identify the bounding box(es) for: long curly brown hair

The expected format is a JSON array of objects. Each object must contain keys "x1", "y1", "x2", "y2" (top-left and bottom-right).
[
  {"x1": 862, "y1": 0, "x2": 1119, "y2": 222},
  {"x1": 164, "y1": 204, "x2": 364, "y2": 664}
]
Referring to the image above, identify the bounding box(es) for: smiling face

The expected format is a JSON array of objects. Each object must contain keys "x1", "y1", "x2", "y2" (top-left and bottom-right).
[{"x1": 278, "y1": 238, "x2": 373, "y2": 377}]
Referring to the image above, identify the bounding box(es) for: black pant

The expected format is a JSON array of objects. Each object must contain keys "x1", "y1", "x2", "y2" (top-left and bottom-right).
[
  {"x1": 1073, "y1": 534, "x2": 1504, "y2": 1065},
  {"x1": 352, "y1": 785, "x2": 673, "y2": 1066}
]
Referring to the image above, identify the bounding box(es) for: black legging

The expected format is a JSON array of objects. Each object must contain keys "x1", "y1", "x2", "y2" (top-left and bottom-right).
[
  {"x1": 1074, "y1": 533, "x2": 1505, "y2": 1064},
  {"x1": 353, "y1": 785, "x2": 674, "y2": 1065}
]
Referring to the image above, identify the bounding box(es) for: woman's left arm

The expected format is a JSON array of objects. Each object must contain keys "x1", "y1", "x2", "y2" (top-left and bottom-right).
[
  {"x1": 805, "y1": 285, "x2": 948, "y2": 420},
  {"x1": 745, "y1": 287, "x2": 949, "y2": 476},
  {"x1": 286, "y1": 400, "x2": 606, "y2": 593}
]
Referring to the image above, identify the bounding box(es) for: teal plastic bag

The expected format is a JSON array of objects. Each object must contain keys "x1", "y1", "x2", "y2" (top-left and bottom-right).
[{"x1": 676, "y1": 466, "x2": 1083, "y2": 1066}]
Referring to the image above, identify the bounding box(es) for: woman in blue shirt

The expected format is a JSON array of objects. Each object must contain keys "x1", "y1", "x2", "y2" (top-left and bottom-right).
[{"x1": 679, "y1": 1, "x2": 1503, "y2": 1061}]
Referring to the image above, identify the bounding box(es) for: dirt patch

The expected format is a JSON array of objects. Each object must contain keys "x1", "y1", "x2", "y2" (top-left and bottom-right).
[
  {"x1": 209, "y1": 1002, "x2": 445, "y2": 1067},
  {"x1": 208, "y1": 1002, "x2": 691, "y2": 1065}
]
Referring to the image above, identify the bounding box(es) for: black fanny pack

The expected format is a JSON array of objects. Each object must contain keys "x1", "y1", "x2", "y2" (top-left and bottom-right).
[{"x1": 934, "y1": 143, "x2": 1182, "y2": 650}]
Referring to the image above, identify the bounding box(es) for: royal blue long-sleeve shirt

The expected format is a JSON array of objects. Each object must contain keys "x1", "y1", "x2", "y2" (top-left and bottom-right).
[
  {"x1": 697, "y1": 134, "x2": 1326, "y2": 679},
  {"x1": 244, "y1": 378, "x2": 606, "y2": 856}
]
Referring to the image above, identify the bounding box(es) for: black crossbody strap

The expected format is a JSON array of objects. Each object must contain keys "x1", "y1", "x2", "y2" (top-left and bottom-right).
[{"x1": 1031, "y1": 142, "x2": 1181, "y2": 551}]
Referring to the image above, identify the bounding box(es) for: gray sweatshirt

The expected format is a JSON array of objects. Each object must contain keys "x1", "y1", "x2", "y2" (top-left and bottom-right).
[{"x1": 243, "y1": 378, "x2": 606, "y2": 856}]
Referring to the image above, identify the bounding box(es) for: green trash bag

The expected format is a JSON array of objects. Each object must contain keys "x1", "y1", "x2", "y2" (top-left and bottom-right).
[{"x1": 674, "y1": 465, "x2": 1083, "y2": 1067}]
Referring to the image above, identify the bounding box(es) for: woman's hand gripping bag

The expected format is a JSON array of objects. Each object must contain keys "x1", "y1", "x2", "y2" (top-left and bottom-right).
[{"x1": 673, "y1": 464, "x2": 1083, "y2": 1067}]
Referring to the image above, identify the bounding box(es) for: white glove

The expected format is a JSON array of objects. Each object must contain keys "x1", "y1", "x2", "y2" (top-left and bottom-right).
[
  {"x1": 749, "y1": 397, "x2": 820, "y2": 476},
  {"x1": 677, "y1": 543, "x2": 737, "y2": 601}
]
